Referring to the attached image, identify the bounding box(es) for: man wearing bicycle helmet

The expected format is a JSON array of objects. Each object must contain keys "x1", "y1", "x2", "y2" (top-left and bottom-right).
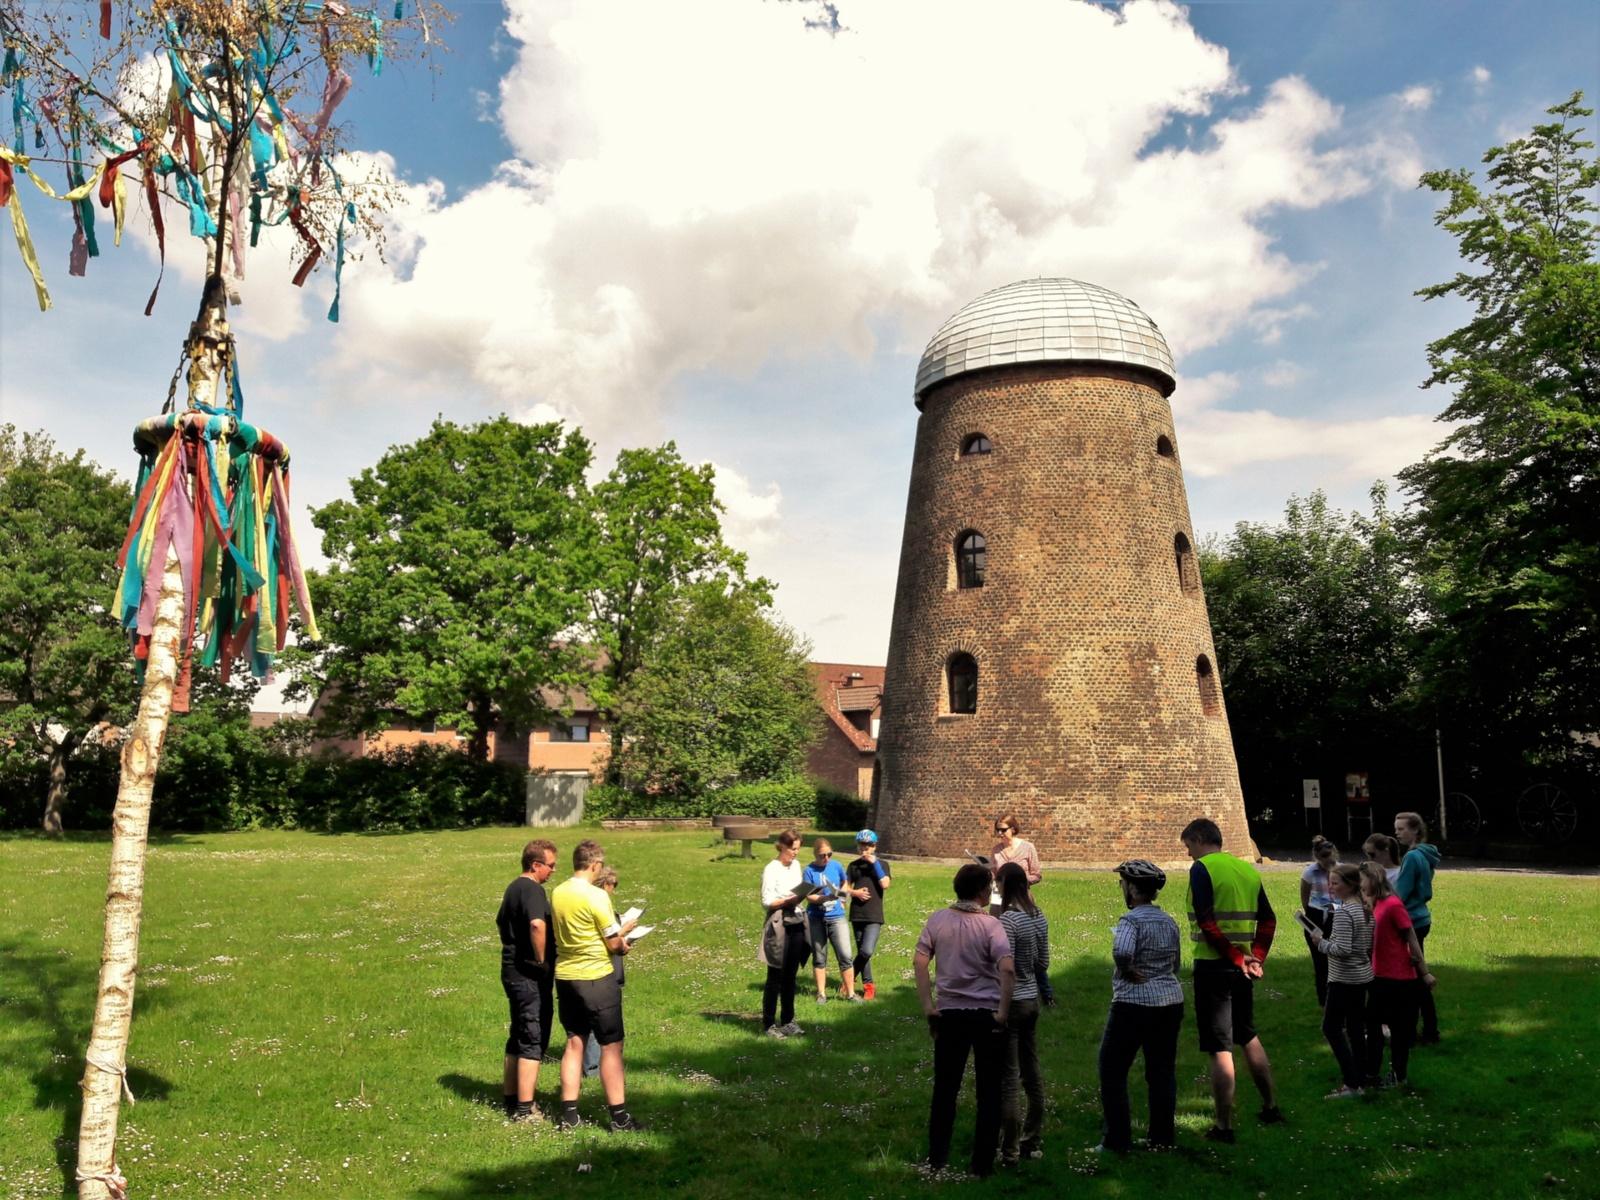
[{"x1": 1097, "y1": 859, "x2": 1184, "y2": 1153}]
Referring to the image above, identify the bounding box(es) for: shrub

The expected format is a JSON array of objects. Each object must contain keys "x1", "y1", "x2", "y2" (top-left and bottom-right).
[
  {"x1": 814, "y1": 784, "x2": 868, "y2": 831},
  {"x1": 585, "y1": 775, "x2": 859, "y2": 825}
]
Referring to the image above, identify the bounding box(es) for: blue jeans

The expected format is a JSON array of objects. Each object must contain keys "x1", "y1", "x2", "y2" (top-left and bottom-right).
[
  {"x1": 807, "y1": 911, "x2": 854, "y2": 971},
  {"x1": 852, "y1": 921, "x2": 882, "y2": 983}
]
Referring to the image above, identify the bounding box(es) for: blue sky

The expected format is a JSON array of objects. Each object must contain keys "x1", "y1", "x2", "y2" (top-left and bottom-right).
[{"x1": 2, "y1": 0, "x2": 1597, "y2": 671}]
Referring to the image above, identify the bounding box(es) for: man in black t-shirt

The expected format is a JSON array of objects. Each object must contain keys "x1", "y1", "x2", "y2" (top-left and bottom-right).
[
  {"x1": 497, "y1": 838, "x2": 558, "y2": 1122},
  {"x1": 845, "y1": 830, "x2": 893, "y2": 1001}
]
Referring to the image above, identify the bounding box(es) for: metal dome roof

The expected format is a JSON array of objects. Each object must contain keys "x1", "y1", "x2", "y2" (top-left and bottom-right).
[{"x1": 914, "y1": 277, "x2": 1176, "y2": 402}]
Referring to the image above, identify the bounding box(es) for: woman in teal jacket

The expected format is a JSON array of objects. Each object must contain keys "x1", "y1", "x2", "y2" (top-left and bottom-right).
[{"x1": 1394, "y1": 812, "x2": 1441, "y2": 1044}]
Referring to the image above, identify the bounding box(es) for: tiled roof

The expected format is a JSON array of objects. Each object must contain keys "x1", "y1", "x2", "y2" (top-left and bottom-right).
[
  {"x1": 808, "y1": 661, "x2": 885, "y2": 754},
  {"x1": 836, "y1": 686, "x2": 880, "y2": 712}
]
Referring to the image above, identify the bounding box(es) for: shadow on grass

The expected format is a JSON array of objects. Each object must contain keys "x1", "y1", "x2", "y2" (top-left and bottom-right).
[{"x1": 0, "y1": 936, "x2": 177, "y2": 1194}]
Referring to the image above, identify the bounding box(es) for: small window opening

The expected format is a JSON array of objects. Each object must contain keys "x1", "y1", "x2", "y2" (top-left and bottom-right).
[
  {"x1": 947, "y1": 653, "x2": 978, "y2": 714},
  {"x1": 1196, "y1": 654, "x2": 1220, "y2": 716},
  {"x1": 961, "y1": 433, "x2": 993, "y2": 456},
  {"x1": 1156, "y1": 434, "x2": 1175, "y2": 458},
  {"x1": 956, "y1": 531, "x2": 987, "y2": 589},
  {"x1": 1174, "y1": 532, "x2": 1198, "y2": 594}
]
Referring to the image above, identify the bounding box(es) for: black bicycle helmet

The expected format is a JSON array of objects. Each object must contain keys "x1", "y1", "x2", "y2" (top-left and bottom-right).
[{"x1": 1114, "y1": 859, "x2": 1167, "y2": 890}]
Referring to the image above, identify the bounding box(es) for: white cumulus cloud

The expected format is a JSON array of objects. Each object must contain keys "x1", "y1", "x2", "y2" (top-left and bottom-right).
[
  {"x1": 1397, "y1": 84, "x2": 1436, "y2": 110},
  {"x1": 708, "y1": 462, "x2": 783, "y2": 549},
  {"x1": 307, "y1": 0, "x2": 1415, "y2": 441}
]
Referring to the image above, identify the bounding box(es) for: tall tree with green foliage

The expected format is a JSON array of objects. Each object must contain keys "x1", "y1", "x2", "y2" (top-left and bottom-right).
[
  {"x1": 1401, "y1": 92, "x2": 1599, "y2": 759},
  {"x1": 305, "y1": 418, "x2": 595, "y2": 759},
  {"x1": 610, "y1": 582, "x2": 820, "y2": 797},
  {"x1": 0, "y1": 427, "x2": 137, "y2": 833},
  {"x1": 586, "y1": 444, "x2": 766, "y2": 782},
  {"x1": 1201, "y1": 488, "x2": 1418, "y2": 812}
]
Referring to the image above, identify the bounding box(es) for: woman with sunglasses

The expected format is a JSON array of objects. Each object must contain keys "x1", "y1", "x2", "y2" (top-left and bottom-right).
[
  {"x1": 803, "y1": 837, "x2": 860, "y2": 1002},
  {"x1": 989, "y1": 816, "x2": 1042, "y2": 914}
]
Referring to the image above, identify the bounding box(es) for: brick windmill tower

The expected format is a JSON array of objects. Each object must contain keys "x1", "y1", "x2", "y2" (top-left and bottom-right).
[{"x1": 873, "y1": 278, "x2": 1254, "y2": 864}]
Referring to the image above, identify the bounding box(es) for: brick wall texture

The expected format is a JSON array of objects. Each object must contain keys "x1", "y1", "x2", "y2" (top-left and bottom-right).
[{"x1": 873, "y1": 362, "x2": 1256, "y2": 864}]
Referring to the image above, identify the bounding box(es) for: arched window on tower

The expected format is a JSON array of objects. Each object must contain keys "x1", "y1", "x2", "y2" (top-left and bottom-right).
[
  {"x1": 1196, "y1": 654, "x2": 1220, "y2": 716},
  {"x1": 961, "y1": 433, "x2": 993, "y2": 456},
  {"x1": 1174, "y1": 532, "x2": 1198, "y2": 594},
  {"x1": 947, "y1": 653, "x2": 979, "y2": 714},
  {"x1": 1156, "y1": 433, "x2": 1175, "y2": 458},
  {"x1": 955, "y1": 531, "x2": 987, "y2": 589}
]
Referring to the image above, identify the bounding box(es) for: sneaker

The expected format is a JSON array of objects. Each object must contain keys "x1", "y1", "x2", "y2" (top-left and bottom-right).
[
  {"x1": 1379, "y1": 1070, "x2": 1401, "y2": 1090},
  {"x1": 1203, "y1": 1126, "x2": 1235, "y2": 1144},
  {"x1": 558, "y1": 1111, "x2": 584, "y2": 1131},
  {"x1": 1258, "y1": 1106, "x2": 1287, "y2": 1125},
  {"x1": 1324, "y1": 1086, "x2": 1361, "y2": 1100},
  {"x1": 999, "y1": 1154, "x2": 1020, "y2": 1167},
  {"x1": 814, "y1": 993, "x2": 829, "y2": 1004},
  {"x1": 779, "y1": 1022, "x2": 806, "y2": 1037},
  {"x1": 764, "y1": 1024, "x2": 787, "y2": 1039},
  {"x1": 863, "y1": 983, "x2": 877, "y2": 1000},
  {"x1": 608, "y1": 1113, "x2": 647, "y2": 1133},
  {"x1": 1020, "y1": 1142, "x2": 1044, "y2": 1160},
  {"x1": 845, "y1": 993, "x2": 864, "y2": 1003}
]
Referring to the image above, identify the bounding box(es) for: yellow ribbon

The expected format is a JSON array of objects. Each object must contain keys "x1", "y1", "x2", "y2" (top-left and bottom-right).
[{"x1": 0, "y1": 147, "x2": 112, "y2": 312}]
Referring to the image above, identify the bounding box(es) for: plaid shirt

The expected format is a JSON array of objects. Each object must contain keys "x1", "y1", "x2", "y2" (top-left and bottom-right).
[{"x1": 1110, "y1": 904, "x2": 1184, "y2": 1007}]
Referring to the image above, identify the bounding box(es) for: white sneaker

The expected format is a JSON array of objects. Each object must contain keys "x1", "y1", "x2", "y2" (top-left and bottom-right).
[
  {"x1": 764, "y1": 1024, "x2": 787, "y2": 1039},
  {"x1": 779, "y1": 1022, "x2": 806, "y2": 1037}
]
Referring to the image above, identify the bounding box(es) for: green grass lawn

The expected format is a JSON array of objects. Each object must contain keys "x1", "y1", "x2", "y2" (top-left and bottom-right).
[{"x1": 1, "y1": 827, "x2": 1596, "y2": 1199}]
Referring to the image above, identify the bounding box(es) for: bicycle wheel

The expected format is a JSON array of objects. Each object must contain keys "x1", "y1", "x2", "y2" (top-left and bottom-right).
[
  {"x1": 1443, "y1": 791, "x2": 1482, "y2": 840},
  {"x1": 1516, "y1": 782, "x2": 1577, "y2": 842}
]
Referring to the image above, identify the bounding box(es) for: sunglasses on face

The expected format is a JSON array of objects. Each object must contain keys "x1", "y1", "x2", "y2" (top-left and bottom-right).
[{"x1": 995, "y1": 827, "x2": 1010, "y2": 835}]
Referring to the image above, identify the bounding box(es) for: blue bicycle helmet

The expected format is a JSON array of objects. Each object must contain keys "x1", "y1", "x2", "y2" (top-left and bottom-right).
[{"x1": 855, "y1": 829, "x2": 878, "y2": 845}]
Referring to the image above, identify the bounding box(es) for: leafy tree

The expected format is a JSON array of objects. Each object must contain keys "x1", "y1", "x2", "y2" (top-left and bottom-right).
[
  {"x1": 1200, "y1": 488, "x2": 1419, "y2": 816},
  {"x1": 0, "y1": 426, "x2": 137, "y2": 832},
  {"x1": 1400, "y1": 92, "x2": 1600, "y2": 761},
  {"x1": 305, "y1": 417, "x2": 595, "y2": 759},
  {"x1": 610, "y1": 582, "x2": 821, "y2": 797},
  {"x1": 585, "y1": 444, "x2": 766, "y2": 782}
]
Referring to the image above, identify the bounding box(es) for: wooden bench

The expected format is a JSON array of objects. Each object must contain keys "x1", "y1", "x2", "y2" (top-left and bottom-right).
[{"x1": 723, "y1": 823, "x2": 774, "y2": 858}]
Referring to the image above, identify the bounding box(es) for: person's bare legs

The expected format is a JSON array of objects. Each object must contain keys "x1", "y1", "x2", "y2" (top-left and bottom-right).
[
  {"x1": 1241, "y1": 1037, "x2": 1277, "y2": 1109},
  {"x1": 1208, "y1": 1050, "x2": 1236, "y2": 1129},
  {"x1": 814, "y1": 965, "x2": 828, "y2": 1000},
  {"x1": 842, "y1": 966, "x2": 857, "y2": 999},
  {"x1": 598, "y1": 1041, "x2": 626, "y2": 1106},
  {"x1": 559, "y1": 1033, "x2": 586, "y2": 1101}
]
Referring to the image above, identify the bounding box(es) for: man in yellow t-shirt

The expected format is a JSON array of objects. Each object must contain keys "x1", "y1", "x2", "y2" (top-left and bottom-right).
[{"x1": 551, "y1": 839, "x2": 641, "y2": 1131}]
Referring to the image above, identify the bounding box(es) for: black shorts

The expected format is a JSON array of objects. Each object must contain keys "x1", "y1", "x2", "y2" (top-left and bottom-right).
[
  {"x1": 557, "y1": 976, "x2": 625, "y2": 1046},
  {"x1": 501, "y1": 966, "x2": 544, "y2": 1059},
  {"x1": 1193, "y1": 961, "x2": 1256, "y2": 1053}
]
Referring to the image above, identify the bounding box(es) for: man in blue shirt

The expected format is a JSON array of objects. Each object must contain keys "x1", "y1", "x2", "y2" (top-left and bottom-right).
[{"x1": 803, "y1": 837, "x2": 859, "y2": 1002}]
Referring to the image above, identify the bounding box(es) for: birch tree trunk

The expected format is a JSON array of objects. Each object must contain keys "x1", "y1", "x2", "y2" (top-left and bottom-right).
[
  {"x1": 72, "y1": 545, "x2": 184, "y2": 1200},
  {"x1": 75, "y1": 297, "x2": 233, "y2": 1200}
]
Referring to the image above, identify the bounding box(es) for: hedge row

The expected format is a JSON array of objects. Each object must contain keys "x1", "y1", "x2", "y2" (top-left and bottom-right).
[
  {"x1": 2, "y1": 717, "x2": 869, "y2": 833},
  {"x1": 0, "y1": 719, "x2": 523, "y2": 833},
  {"x1": 585, "y1": 777, "x2": 869, "y2": 830}
]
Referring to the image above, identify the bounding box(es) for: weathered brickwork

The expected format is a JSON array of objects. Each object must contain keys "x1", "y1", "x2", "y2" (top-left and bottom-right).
[{"x1": 874, "y1": 362, "x2": 1256, "y2": 864}]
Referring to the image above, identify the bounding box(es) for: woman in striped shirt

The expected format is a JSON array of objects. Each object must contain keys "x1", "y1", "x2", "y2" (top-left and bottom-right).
[
  {"x1": 996, "y1": 863, "x2": 1051, "y2": 1165},
  {"x1": 1306, "y1": 863, "x2": 1373, "y2": 1098}
]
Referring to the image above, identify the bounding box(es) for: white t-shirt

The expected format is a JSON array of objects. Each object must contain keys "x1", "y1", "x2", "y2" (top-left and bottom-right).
[{"x1": 761, "y1": 857, "x2": 803, "y2": 907}]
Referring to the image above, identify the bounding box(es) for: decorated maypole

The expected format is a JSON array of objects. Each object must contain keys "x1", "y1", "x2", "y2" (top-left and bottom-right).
[{"x1": 0, "y1": 2, "x2": 440, "y2": 1194}]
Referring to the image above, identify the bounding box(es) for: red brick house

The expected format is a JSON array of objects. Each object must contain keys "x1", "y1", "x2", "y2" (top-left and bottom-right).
[{"x1": 806, "y1": 662, "x2": 883, "y2": 799}]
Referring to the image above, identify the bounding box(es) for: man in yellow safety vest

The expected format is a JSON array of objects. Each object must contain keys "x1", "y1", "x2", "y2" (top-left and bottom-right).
[{"x1": 1181, "y1": 818, "x2": 1284, "y2": 1143}]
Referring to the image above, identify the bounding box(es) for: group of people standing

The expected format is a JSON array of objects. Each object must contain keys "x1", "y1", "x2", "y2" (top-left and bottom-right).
[
  {"x1": 494, "y1": 837, "x2": 645, "y2": 1132},
  {"x1": 1298, "y1": 814, "x2": 1442, "y2": 1096},
  {"x1": 758, "y1": 829, "x2": 894, "y2": 1033}
]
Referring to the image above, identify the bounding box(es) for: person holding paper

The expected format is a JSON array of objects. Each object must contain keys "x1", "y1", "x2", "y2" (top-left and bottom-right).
[
  {"x1": 551, "y1": 839, "x2": 642, "y2": 1132},
  {"x1": 760, "y1": 830, "x2": 809, "y2": 1038},
  {"x1": 803, "y1": 838, "x2": 859, "y2": 1003},
  {"x1": 582, "y1": 868, "x2": 628, "y2": 1078}
]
